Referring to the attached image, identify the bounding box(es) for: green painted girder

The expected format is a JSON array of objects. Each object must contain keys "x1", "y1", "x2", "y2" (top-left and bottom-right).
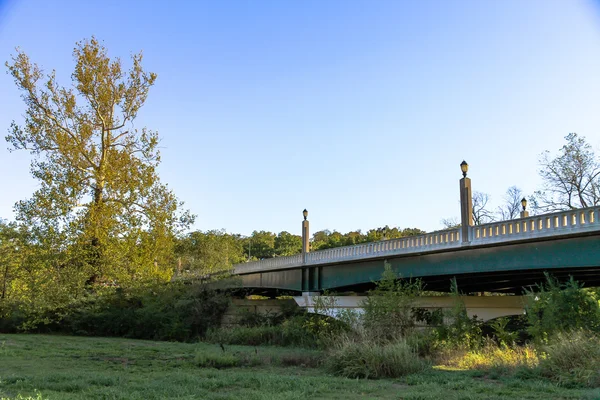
[{"x1": 239, "y1": 234, "x2": 600, "y2": 292}]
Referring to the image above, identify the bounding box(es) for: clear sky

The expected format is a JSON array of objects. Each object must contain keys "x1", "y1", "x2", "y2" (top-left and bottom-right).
[{"x1": 1, "y1": 0, "x2": 600, "y2": 236}]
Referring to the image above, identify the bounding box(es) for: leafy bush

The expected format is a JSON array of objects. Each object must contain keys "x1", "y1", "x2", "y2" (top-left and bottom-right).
[
  {"x1": 360, "y1": 262, "x2": 423, "y2": 342},
  {"x1": 325, "y1": 338, "x2": 429, "y2": 379},
  {"x1": 489, "y1": 317, "x2": 519, "y2": 347},
  {"x1": 0, "y1": 282, "x2": 230, "y2": 341},
  {"x1": 404, "y1": 330, "x2": 439, "y2": 358},
  {"x1": 539, "y1": 330, "x2": 600, "y2": 388},
  {"x1": 433, "y1": 279, "x2": 483, "y2": 349},
  {"x1": 525, "y1": 274, "x2": 600, "y2": 342}
]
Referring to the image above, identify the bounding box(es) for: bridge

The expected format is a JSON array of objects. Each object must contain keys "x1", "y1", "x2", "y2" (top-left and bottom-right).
[{"x1": 232, "y1": 162, "x2": 600, "y2": 301}]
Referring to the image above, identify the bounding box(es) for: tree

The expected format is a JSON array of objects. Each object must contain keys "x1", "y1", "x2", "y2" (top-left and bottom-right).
[
  {"x1": 534, "y1": 133, "x2": 600, "y2": 212},
  {"x1": 525, "y1": 274, "x2": 600, "y2": 342},
  {"x1": 176, "y1": 230, "x2": 245, "y2": 275},
  {"x1": 497, "y1": 186, "x2": 523, "y2": 220},
  {"x1": 472, "y1": 191, "x2": 494, "y2": 225},
  {"x1": 5, "y1": 37, "x2": 193, "y2": 286},
  {"x1": 274, "y1": 231, "x2": 302, "y2": 256},
  {"x1": 0, "y1": 221, "x2": 22, "y2": 300},
  {"x1": 441, "y1": 217, "x2": 460, "y2": 230},
  {"x1": 247, "y1": 231, "x2": 276, "y2": 259}
]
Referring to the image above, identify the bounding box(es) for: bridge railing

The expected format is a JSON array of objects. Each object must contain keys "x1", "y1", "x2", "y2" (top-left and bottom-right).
[
  {"x1": 304, "y1": 228, "x2": 462, "y2": 265},
  {"x1": 471, "y1": 206, "x2": 600, "y2": 245},
  {"x1": 234, "y1": 253, "x2": 303, "y2": 274},
  {"x1": 233, "y1": 206, "x2": 600, "y2": 275},
  {"x1": 234, "y1": 228, "x2": 462, "y2": 274}
]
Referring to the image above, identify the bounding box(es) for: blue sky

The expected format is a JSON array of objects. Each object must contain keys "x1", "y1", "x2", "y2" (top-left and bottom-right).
[{"x1": 1, "y1": 0, "x2": 599, "y2": 236}]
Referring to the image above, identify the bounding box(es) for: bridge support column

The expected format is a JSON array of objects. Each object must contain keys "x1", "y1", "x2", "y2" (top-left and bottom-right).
[
  {"x1": 460, "y1": 161, "x2": 473, "y2": 243},
  {"x1": 302, "y1": 266, "x2": 321, "y2": 292}
]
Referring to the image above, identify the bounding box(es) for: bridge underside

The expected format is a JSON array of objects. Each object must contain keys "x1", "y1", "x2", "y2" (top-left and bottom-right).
[{"x1": 238, "y1": 234, "x2": 600, "y2": 295}]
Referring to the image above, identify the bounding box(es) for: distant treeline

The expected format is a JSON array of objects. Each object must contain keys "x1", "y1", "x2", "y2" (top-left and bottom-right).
[{"x1": 175, "y1": 226, "x2": 425, "y2": 275}]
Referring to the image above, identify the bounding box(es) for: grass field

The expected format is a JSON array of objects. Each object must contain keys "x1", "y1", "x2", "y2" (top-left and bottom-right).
[{"x1": 0, "y1": 334, "x2": 598, "y2": 400}]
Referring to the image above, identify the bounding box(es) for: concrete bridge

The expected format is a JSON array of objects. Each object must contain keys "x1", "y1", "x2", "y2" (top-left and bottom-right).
[{"x1": 231, "y1": 162, "x2": 600, "y2": 317}]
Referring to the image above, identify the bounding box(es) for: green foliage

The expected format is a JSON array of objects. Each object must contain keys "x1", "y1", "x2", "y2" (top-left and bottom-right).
[
  {"x1": 207, "y1": 312, "x2": 349, "y2": 348},
  {"x1": 1, "y1": 334, "x2": 598, "y2": 399},
  {"x1": 433, "y1": 279, "x2": 483, "y2": 349},
  {"x1": 246, "y1": 230, "x2": 276, "y2": 259},
  {"x1": 325, "y1": 338, "x2": 429, "y2": 379},
  {"x1": 525, "y1": 274, "x2": 600, "y2": 342},
  {"x1": 489, "y1": 317, "x2": 519, "y2": 348},
  {"x1": 175, "y1": 229, "x2": 245, "y2": 276},
  {"x1": 360, "y1": 261, "x2": 423, "y2": 341},
  {"x1": 311, "y1": 227, "x2": 425, "y2": 250},
  {"x1": 539, "y1": 330, "x2": 600, "y2": 388},
  {"x1": 206, "y1": 325, "x2": 287, "y2": 346},
  {"x1": 5, "y1": 37, "x2": 193, "y2": 288},
  {"x1": 0, "y1": 282, "x2": 229, "y2": 341},
  {"x1": 0, "y1": 221, "x2": 28, "y2": 302},
  {"x1": 274, "y1": 231, "x2": 302, "y2": 256}
]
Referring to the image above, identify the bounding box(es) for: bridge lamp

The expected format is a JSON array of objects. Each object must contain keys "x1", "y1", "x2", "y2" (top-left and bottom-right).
[
  {"x1": 521, "y1": 198, "x2": 527, "y2": 211},
  {"x1": 460, "y1": 160, "x2": 469, "y2": 178},
  {"x1": 303, "y1": 209, "x2": 308, "y2": 221}
]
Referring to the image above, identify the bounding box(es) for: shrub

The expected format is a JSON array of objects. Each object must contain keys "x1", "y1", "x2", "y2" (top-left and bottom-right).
[
  {"x1": 489, "y1": 317, "x2": 519, "y2": 347},
  {"x1": 539, "y1": 330, "x2": 600, "y2": 388},
  {"x1": 325, "y1": 338, "x2": 429, "y2": 379},
  {"x1": 525, "y1": 274, "x2": 600, "y2": 342},
  {"x1": 433, "y1": 279, "x2": 483, "y2": 349},
  {"x1": 360, "y1": 262, "x2": 423, "y2": 342},
  {"x1": 404, "y1": 330, "x2": 438, "y2": 358},
  {"x1": 0, "y1": 282, "x2": 230, "y2": 342}
]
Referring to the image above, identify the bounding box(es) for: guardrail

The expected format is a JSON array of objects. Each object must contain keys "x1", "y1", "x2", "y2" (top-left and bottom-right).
[
  {"x1": 234, "y1": 228, "x2": 461, "y2": 274},
  {"x1": 233, "y1": 206, "x2": 600, "y2": 275},
  {"x1": 471, "y1": 206, "x2": 600, "y2": 245}
]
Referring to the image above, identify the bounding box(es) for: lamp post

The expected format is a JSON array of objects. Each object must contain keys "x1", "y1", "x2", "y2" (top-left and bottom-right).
[
  {"x1": 302, "y1": 209, "x2": 310, "y2": 262},
  {"x1": 459, "y1": 160, "x2": 473, "y2": 243},
  {"x1": 520, "y1": 197, "x2": 529, "y2": 218}
]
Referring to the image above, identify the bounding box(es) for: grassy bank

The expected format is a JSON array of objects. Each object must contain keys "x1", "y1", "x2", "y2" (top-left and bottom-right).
[{"x1": 0, "y1": 334, "x2": 598, "y2": 400}]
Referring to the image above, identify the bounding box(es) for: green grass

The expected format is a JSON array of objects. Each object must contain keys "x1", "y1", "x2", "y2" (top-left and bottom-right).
[{"x1": 0, "y1": 334, "x2": 598, "y2": 400}]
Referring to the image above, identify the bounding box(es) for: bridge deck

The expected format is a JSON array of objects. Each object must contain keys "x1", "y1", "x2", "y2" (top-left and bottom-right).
[{"x1": 234, "y1": 207, "x2": 600, "y2": 275}]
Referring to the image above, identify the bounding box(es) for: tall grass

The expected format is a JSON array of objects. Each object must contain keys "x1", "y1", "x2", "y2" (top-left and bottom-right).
[
  {"x1": 539, "y1": 330, "x2": 600, "y2": 388},
  {"x1": 325, "y1": 337, "x2": 429, "y2": 379},
  {"x1": 439, "y1": 341, "x2": 539, "y2": 372}
]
